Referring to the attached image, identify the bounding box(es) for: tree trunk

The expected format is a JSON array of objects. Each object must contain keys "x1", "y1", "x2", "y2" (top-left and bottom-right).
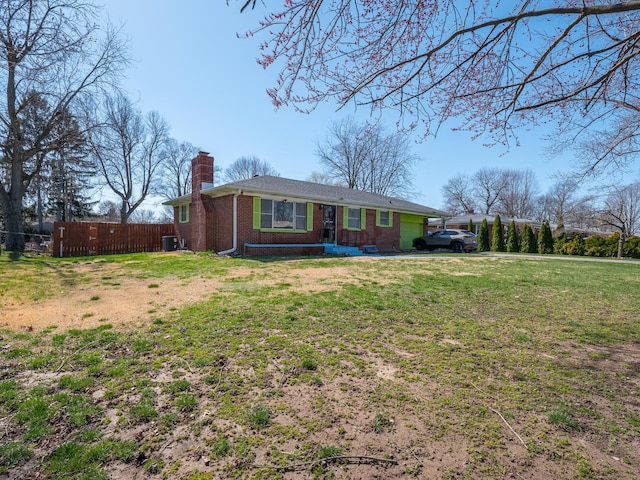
[
  {"x1": 36, "y1": 174, "x2": 44, "y2": 234},
  {"x1": 1, "y1": 155, "x2": 27, "y2": 251},
  {"x1": 617, "y1": 231, "x2": 625, "y2": 258},
  {"x1": 120, "y1": 203, "x2": 129, "y2": 224},
  {"x1": 3, "y1": 196, "x2": 26, "y2": 251}
]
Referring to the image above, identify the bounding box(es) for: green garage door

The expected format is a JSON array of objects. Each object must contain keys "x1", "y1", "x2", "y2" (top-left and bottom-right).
[{"x1": 400, "y1": 214, "x2": 425, "y2": 250}]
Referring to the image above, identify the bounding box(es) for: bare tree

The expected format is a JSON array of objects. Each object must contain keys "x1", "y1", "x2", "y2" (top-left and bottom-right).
[
  {"x1": 598, "y1": 182, "x2": 640, "y2": 257},
  {"x1": 316, "y1": 118, "x2": 418, "y2": 198},
  {"x1": 128, "y1": 208, "x2": 158, "y2": 224},
  {"x1": 545, "y1": 179, "x2": 580, "y2": 224},
  {"x1": 0, "y1": 0, "x2": 127, "y2": 250},
  {"x1": 534, "y1": 178, "x2": 598, "y2": 228},
  {"x1": 441, "y1": 174, "x2": 475, "y2": 215},
  {"x1": 223, "y1": 155, "x2": 279, "y2": 183},
  {"x1": 306, "y1": 171, "x2": 345, "y2": 186},
  {"x1": 497, "y1": 170, "x2": 540, "y2": 219},
  {"x1": 90, "y1": 94, "x2": 169, "y2": 224},
  {"x1": 159, "y1": 139, "x2": 199, "y2": 200},
  {"x1": 243, "y1": 2, "x2": 640, "y2": 174},
  {"x1": 472, "y1": 168, "x2": 509, "y2": 215},
  {"x1": 96, "y1": 200, "x2": 120, "y2": 222},
  {"x1": 564, "y1": 110, "x2": 640, "y2": 178},
  {"x1": 569, "y1": 196, "x2": 599, "y2": 230}
]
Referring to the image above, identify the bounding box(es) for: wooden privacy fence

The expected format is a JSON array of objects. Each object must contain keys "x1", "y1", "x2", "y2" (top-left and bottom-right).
[{"x1": 52, "y1": 222, "x2": 175, "y2": 258}]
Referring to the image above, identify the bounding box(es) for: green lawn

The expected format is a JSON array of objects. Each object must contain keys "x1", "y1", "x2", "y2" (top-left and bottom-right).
[{"x1": 1, "y1": 252, "x2": 639, "y2": 479}]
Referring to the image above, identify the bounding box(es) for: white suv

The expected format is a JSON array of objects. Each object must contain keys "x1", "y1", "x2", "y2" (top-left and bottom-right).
[{"x1": 412, "y1": 229, "x2": 478, "y2": 253}]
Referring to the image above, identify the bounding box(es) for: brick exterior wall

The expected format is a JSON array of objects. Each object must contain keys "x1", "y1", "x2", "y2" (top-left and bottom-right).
[
  {"x1": 335, "y1": 209, "x2": 400, "y2": 252},
  {"x1": 211, "y1": 197, "x2": 401, "y2": 255}
]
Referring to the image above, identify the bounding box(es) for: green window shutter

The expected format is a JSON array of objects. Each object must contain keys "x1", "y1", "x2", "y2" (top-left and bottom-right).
[
  {"x1": 389, "y1": 210, "x2": 393, "y2": 228},
  {"x1": 360, "y1": 208, "x2": 366, "y2": 230},
  {"x1": 375, "y1": 210, "x2": 381, "y2": 227},
  {"x1": 343, "y1": 206, "x2": 348, "y2": 229},
  {"x1": 306, "y1": 203, "x2": 313, "y2": 231},
  {"x1": 253, "y1": 197, "x2": 261, "y2": 230}
]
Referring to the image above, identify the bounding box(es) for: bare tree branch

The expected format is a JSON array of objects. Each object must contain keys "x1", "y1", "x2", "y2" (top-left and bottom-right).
[
  {"x1": 316, "y1": 117, "x2": 418, "y2": 199},
  {"x1": 89, "y1": 93, "x2": 168, "y2": 223},
  {"x1": 247, "y1": 1, "x2": 640, "y2": 174}
]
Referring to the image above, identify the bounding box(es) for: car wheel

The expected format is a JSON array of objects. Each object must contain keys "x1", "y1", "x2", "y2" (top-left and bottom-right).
[
  {"x1": 414, "y1": 239, "x2": 427, "y2": 250},
  {"x1": 451, "y1": 242, "x2": 464, "y2": 253}
]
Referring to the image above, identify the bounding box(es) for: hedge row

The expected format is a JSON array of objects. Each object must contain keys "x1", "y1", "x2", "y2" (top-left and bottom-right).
[{"x1": 475, "y1": 216, "x2": 639, "y2": 258}]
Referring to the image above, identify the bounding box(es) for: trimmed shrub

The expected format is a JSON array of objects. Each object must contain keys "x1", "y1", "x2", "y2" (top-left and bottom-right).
[
  {"x1": 491, "y1": 215, "x2": 505, "y2": 252},
  {"x1": 505, "y1": 220, "x2": 519, "y2": 253},
  {"x1": 554, "y1": 216, "x2": 566, "y2": 254},
  {"x1": 478, "y1": 218, "x2": 490, "y2": 252},
  {"x1": 625, "y1": 235, "x2": 640, "y2": 258},
  {"x1": 520, "y1": 224, "x2": 538, "y2": 253},
  {"x1": 585, "y1": 234, "x2": 608, "y2": 257},
  {"x1": 606, "y1": 232, "x2": 621, "y2": 257},
  {"x1": 468, "y1": 218, "x2": 474, "y2": 234},
  {"x1": 554, "y1": 236, "x2": 566, "y2": 255},
  {"x1": 564, "y1": 232, "x2": 585, "y2": 256},
  {"x1": 538, "y1": 220, "x2": 554, "y2": 254}
]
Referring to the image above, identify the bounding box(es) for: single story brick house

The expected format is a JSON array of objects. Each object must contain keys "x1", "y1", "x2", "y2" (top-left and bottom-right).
[{"x1": 163, "y1": 151, "x2": 450, "y2": 255}]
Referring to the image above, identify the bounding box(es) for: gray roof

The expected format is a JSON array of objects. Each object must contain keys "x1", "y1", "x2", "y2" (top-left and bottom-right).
[
  {"x1": 165, "y1": 175, "x2": 450, "y2": 217},
  {"x1": 446, "y1": 214, "x2": 541, "y2": 226}
]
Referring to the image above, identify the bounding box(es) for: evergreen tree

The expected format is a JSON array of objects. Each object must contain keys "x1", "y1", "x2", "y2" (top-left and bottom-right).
[
  {"x1": 47, "y1": 108, "x2": 95, "y2": 222},
  {"x1": 505, "y1": 220, "x2": 519, "y2": 252},
  {"x1": 22, "y1": 99, "x2": 95, "y2": 230},
  {"x1": 520, "y1": 224, "x2": 538, "y2": 253},
  {"x1": 538, "y1": 220, "x2": 554, "y2": 254},
  {"x1": 468, "y1": 218, "x2": 474, "y2": 234},
  {"x1": 491, "y1": 215, "x2": 505, "y2": 252},
  {"x1": 554, "y1": 215, "x2": 566, "y2": 254},
  {"x1": 478, "y1": 218, "x2": 490, "y2": 251}
]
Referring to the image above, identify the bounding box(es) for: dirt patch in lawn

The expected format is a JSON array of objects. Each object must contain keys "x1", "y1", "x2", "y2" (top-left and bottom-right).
[{"x1": 1, "y1": 256, "x2": 378, "y2": 332}]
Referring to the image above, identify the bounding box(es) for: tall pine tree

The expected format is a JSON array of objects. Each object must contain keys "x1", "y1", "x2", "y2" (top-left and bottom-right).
[
  {"x1": 520, "y1": 224, "x2": 538, "y2": 253},
  {"x1": 478, "y1": 218, "x2": 490, "y2": 251},
  {"x1": 538, "y1": 220, "x2": 554, "y2": 254},
  {"x1": 491, "y1": 215, "x2": 505, "y2": 252},
  {"x1": 506, "y1": 220, "x2": 519, "y2": 252},
  {"x1": 554, "y1": 215, "x2": 567, "y2": 254}
]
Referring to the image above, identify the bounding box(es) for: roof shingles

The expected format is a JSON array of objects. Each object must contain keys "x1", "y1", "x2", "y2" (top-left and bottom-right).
[{"x1": 169, "y1": 175, "x2": 450, "y2": 217}]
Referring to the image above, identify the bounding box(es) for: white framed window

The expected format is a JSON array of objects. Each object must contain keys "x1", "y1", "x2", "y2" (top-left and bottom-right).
[
  {"x1": 343, "y1": 207, "x2": 366, "y2": 230},
  {"x1": 347, "y1": 208, "x2": 361, "y2": 229},
  {"x1": 260, "y1": 199, "x2": 307, "y2": 230},
  {"x1": 179, "y1": 204, "x2": 189, "y2": 223},
  {"x1": 376, "y1": 209, "x2": 392, "y2": 227}
]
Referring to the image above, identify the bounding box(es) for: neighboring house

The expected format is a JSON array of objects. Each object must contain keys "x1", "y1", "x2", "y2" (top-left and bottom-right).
[
  {"x1": 163, "y1": 151, "x2": 450, "y2": 255},
  {"x1": 443, "y1": 214, "x2": 542, "y2": 238}
]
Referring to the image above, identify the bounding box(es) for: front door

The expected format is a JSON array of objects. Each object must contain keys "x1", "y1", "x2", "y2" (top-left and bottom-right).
[{"x1": 321, "y1": 205, "x2": 336, "y2": 243}]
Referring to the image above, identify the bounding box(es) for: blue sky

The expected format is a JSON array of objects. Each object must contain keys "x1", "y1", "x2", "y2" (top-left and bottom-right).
[{"x1": 100, "y1": 0, "x2": 570, "y2": 212}]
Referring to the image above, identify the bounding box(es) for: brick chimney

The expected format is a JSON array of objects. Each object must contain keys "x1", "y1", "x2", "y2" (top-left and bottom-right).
[
  {"x1": 191, "y1": 151, "x2": 214, "y2": 252},
  {"x1": 192, "y1": 151, "x2": 214, "y2": 200}
]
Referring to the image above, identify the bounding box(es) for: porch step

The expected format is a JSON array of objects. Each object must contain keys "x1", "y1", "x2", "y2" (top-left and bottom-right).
[{"x1": 323, "y1": 244, "x2": 364, "y2": 256}]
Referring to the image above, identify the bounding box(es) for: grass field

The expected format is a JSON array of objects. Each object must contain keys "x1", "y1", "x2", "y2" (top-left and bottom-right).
[{"x1": 0, "y1": 252, "x2": 639, "y2": 479}]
